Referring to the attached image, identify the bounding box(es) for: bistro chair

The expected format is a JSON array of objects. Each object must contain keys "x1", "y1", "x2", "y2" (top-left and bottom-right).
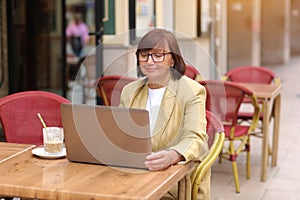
[
  {"x1": 0, "y1": 91, "x2": 70, "y2": 145},
  {"x1": 198, "y1": 80, "x2": 260, "y2": 193},
  {"x1": 222, "y1": 66, "x2": 280, "y2": 85},
  {"x1": 184, "y1": 65, "x2": 203, "y2": 81},
  {"x1": 191, "y1": 110, "x2": 225, "y2": 200},
  {"x1": 96, "y1": 75, "x2": 138, "y2": 106},
  {"x1": 222, "y1": 66, "x2": 281, "y2": 85},
  {"x1": 222, "y1": 66, "x2": 281, "y2": 147}
]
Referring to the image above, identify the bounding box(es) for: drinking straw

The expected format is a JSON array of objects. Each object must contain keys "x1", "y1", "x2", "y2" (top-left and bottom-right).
[{"x1": 37, "y1": 113, "x2": 47, "y2": 128}]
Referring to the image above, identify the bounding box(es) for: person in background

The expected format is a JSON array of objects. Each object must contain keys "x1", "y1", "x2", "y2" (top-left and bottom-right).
[
  {"x1": 66, "y1": 13, "x2": 90, "y2": 58},
  {"x1": 120, "y1": 29, "x2": 210, "y2": 199}
]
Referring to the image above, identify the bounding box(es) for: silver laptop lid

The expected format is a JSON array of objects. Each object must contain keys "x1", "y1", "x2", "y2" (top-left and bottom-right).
[{"x1": 61, "y1": 104, "x2": 152, "y2": 169}]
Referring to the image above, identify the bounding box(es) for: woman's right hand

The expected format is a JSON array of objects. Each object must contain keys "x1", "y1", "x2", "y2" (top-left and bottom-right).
[{"x1": 145, "y1": 150, "x2": 184, "y2": 171}]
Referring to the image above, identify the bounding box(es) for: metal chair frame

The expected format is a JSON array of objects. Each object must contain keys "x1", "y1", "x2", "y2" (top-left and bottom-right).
[{"x1": 191, "y1": 110, "x2": 225, "y2": 200}]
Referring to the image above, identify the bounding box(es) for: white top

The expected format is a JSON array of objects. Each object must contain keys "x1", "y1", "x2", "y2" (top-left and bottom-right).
[{"x1": 146, "y1": 87, "x2": 166, "y2": 135}]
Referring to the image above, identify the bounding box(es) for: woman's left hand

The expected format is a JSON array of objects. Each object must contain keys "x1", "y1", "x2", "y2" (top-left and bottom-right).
[{"x1": 145, "y1": 150, "x2": 183, "y2": 171}]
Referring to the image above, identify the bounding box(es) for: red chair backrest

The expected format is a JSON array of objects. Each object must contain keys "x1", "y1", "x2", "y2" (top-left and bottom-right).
[
  {"x1": 205, "y1": 110, "x2": 224, "y2": 148},
  {"x1": 96, "y1": 75, "x2": 137, "y2": 106},
  {"x1": 0, "y1": 91, "x2": 70, "y2": 145},
  {"x1": 199, "y1": 80, "x2": 253, "y2": 127},
  {"x1": 184, "y1": 65, "x2": 201, "y2": 80},
  {"x1": 225, "y1": 66, "x2": 277, "y2": 84}
]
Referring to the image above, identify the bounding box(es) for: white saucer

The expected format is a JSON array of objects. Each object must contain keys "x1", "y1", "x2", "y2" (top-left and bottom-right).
[{"x1": 32, "y1": 147, "x2": 67, "y2": 159}]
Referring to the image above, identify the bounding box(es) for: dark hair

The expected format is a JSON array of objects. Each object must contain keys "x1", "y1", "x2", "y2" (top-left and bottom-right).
[{"x1": 135, "y1": 29, "x2": 186, "y2": 80}]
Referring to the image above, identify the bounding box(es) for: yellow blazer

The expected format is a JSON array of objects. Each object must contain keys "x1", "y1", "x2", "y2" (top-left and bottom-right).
[{"x1": 120, "y1": 75, "x2": 208, "y2": 162}]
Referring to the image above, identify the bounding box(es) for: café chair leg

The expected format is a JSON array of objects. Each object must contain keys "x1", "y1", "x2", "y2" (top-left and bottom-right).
[{"x1": 232, "y1": 162, "x2": 241, "y2": 193}]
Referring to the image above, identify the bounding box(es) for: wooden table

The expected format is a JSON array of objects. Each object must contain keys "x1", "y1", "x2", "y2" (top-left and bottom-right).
[
  {"x1": 238, "y1": 83, "x2": 282, "y2": 181},
  {"x1": 0, "y1": 143, "x2": 194, "y2": 200},
  {"x1": 0, "y1": 142, "x2": 35, "y2": 163}
]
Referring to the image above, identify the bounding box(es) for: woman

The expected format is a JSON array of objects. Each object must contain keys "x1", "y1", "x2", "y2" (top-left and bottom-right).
[
  {"x1": 66, "y1": 13, "x2": 90, "y2": 57},
  {"x1": 120, "y1": 29, "x2": 209, "y2": 199}
]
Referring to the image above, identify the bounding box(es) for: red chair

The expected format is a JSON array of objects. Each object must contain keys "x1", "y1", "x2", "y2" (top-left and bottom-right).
[
  {"x1": 191, "y1": 110, "x2": 225, "y2": 199},
  {"x1": 198, "y1": 80, "x2": 260, "y2": 193},
  {"x1": 96, "y1": 75, "x2": 138, "y2": 106},
  {"x1": 222, "y1": 66, "x2": 281, "y2": 141},
  {"x1": 222, "y1": 66, "x2": 280, "y2": 85},
  {"x1": 184, "y1": 65, "x2": 202, "y2": 81},
  {"x1": 0, "y1": 91, "x2": 70, "y2": 145}
]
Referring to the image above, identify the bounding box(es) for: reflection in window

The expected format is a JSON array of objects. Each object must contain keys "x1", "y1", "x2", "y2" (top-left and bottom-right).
[{"x1": 136, "y1": 0, "x2": 155, "y2": 37}]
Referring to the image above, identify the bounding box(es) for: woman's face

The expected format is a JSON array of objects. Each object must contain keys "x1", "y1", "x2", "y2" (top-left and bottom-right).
[{"x1": 138, "y1": 48, "x2": 174, "y2": 84}]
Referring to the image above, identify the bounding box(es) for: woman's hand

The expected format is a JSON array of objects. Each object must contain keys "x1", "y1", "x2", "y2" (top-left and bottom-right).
[{"x1": 145, "y1": 150, "x2": 184, "y2": 171}]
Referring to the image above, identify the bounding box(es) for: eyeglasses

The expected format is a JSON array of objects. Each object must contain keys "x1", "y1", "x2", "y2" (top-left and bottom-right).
[{"x1": 137, "y1": 52, "x2": 172, "y2": 63}]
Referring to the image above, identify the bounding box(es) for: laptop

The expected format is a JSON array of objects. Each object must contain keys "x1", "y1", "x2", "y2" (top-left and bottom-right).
[{"x1": 61, "y1": 103, "x2": 152, "y2": 169}]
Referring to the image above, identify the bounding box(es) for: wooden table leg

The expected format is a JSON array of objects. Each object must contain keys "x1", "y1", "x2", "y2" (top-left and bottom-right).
[
  {"x1": 185, "y1": 174, "x2": 191, "y2": 200},
  {"x1": 261, "y1": 99, "x2": 270, "y2": 182},
  {"x1": 271, "y1": 94, "x2": 281, "y2": 166},
  {"x1": 178, "y1": 176, "x2": 186, "y2": 200}
]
